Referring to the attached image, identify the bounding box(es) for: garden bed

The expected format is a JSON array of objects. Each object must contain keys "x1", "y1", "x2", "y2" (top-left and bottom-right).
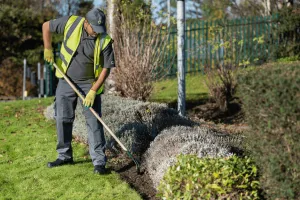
[{"x1": 106, "y1": 99, "x2": 246, "y2": 200}]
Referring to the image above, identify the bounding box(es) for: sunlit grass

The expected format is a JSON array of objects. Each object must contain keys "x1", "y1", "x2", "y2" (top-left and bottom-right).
[
  {"x1": 0, "y1": 98, "x2": 141, "y2": 200},
  {"x1": 150, "y1": 73, "x2": 209, "y2": 103}
]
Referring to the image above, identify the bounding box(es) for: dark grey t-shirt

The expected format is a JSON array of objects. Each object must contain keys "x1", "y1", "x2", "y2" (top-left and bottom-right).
[{"x1": 50, "y1": 16, "x2": 115, "y2": 83}]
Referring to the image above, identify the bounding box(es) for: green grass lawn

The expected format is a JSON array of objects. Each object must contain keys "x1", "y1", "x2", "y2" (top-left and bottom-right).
[
  {"x1": 150, "y1": 73, "x2": 209, "y2": 103},
  {"x1": 0, "y1": 98, "x2": 141, "y2": 200}
]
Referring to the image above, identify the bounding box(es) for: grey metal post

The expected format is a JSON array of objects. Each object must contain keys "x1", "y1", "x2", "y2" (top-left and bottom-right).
[
  {"x1": 44, "y1": 64, "x2": 47, "y2": 98},
  {"x1": 37, "y1": 62, "x2": 41, "y2": 98},
  {"x1": 23, "y1": 59, "x2": 26, "y2": 100},
  {"x1": 40, "y1": 65, "x2": 44, "y2": 97},
  {"x1": 177, "y1": 0, "x2": 186, "y2": 116}
]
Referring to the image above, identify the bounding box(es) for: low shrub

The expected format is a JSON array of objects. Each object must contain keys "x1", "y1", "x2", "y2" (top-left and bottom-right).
[
  {"x1": 158, "y1": 154, "x2": 260, "y2": 200},
  {"x1": 237, "y1": 62, "x2": 300, "y2": 199},
  {"x1": 142, "y1": 126, "x2": 243, "y2": 188},
  {"x1": 204, "y1": 64, "x2": 238, "y2": 112},
  {"x1": 44, "y1": 94, "x2": 196, "y2": 155}
]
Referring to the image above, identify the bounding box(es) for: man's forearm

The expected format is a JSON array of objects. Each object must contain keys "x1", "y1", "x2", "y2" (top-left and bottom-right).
[
  {"x1": 43, "y1": 21, "x2": 52, "y2": 49},
  {"x1": 91, "y1": 68, "x2": 111, "y2": 92}
]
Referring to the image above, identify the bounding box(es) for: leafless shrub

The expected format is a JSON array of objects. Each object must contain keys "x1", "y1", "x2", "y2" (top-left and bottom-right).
[
  {"x1": 204, "y1": 64, "x2": 238, "y2": 112},
  {"x1": 142, "y1": 126, "x2": 243, "y2": 188},
  {"x1": 113, "y1": 14, "x2": 173, "y2": 101}
]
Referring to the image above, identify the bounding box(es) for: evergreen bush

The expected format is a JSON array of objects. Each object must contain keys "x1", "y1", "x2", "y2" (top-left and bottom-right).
[
  {"x1": 237, "y1": 62, "x2": 300, "y2": 199},
  {"x1": 158, "y1": 154, "x2": 260, "y2": 200}
]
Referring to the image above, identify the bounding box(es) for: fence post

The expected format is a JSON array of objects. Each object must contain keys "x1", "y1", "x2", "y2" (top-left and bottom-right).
[
  {"x1": 37, "y1": 63, "x2": 41, "y2": 98},
  {"x1": 40, "y1": 65, "x2": 44, "y2": 97},
  {"x1": 44, "y1": 64, "x2": 47, "y2": 98},
  {"x1": 23, "y1": 59, "x2": 26, "y2": 100}
]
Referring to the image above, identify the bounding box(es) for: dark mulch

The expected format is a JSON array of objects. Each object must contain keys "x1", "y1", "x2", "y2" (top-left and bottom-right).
[
  {"x1": 107, "y1": 152, "x2": 158, "y2": 200},
  {"x1": 107, "y1": 100, "x2": 245, "y2": 200}
]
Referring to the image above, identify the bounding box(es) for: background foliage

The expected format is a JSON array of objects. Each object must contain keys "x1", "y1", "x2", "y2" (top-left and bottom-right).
[{"x1": 237, "y1": 62, "x2": 300, "y2": 199}]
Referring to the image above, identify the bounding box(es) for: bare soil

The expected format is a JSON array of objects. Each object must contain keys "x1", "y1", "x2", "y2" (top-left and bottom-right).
[{"x1": 107, "y1": 100, "x2": 247, "y2": 200}]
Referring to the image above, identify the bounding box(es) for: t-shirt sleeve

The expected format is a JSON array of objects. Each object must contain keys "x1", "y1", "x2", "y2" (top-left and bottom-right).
[
  {"x1": 49, "y1": 16, "x2": 70, "y2": 34},
  {"x1": 101, "y1": 41, "x2": 116, "y2": 68}
]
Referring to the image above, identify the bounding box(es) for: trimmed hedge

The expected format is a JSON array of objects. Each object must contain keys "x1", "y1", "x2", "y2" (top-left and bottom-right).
[
  {"x1": 237, "y1": 62, "x2": 300, "y2": 199},
  {"x1": 158, "y1": 154, "x2": 260, "y2": 200},
  {"x1": 44, "y1": 94, "x2": 196, "y2": 155}
]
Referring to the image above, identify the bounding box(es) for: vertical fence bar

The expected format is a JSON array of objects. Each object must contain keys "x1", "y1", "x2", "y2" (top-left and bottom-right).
[
  {"x1": 266, "y1": 15, "x2": 271, "y2": 60},
  {"x1": 262, "y1": 16, "x2": 266, "y2": 59},
  {"x1": 213, "y1": 20, "x2": 216, "y2": 67},
  {"x1": 239, "y1": 18, "x2": 241, "y2": 65},
  {"x1": 188, "y1": 23, "x2": 191, "y2": 74},
  {"x1": 37, "y1": 62, "x2": 41, "y2": 98},
  {"x1": 235, "y1": 18, "x2": 239, "y2": 66},
  {"x1": 219, "y1": 20, "x2": 223, "y2": 65},
  {"x1": 250, "y1": 16, "x2": 254, "y2": 62},
  {"x1": 244, "y1": 17, "x2": 247, "y2": 63},
  {"x1": 255, "y1": 16, "x2": 259, "y2": 60},
  {"x1": 23, "y1": 59, "x2": 26, "y2": 100},
  {"x1": 192, "y1": 21, "x2": 196, "y2": 74},
  {"x1": 49, "y1": 65, "x2": 53, "y2": 96},
  {"x1": 192, "y1": 21, "x2": 195, "y2": 73},
  {"x1": 259, "y1": 16, "x2": 262, "y2": 58},
  {"x1": 199, "y1": 21, "x2": 203, "y2": 72},
  {"x1": 240, "y1": 18, "x2": 243, "y2": 64},
  {"x1": 40, "y1": 65, "x2": 44, "y2": 97},
  {"x1": 209, "y1": 21, "x2": 212, "y2": 68},
  {"x1": 201, "y1": 20, "x2": 205, "y2": 73},
  {"x1": 230, "y1": 19, "x2": 233, "y2": 65},
  {"x1": 168, "y1": 28, "x2": 171, "y2": 76},
  {"x1": 43, "y1": 64, "x2": 47, "y2": 98}
]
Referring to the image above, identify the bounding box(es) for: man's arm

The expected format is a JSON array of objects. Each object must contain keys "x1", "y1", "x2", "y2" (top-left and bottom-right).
[
  {"x1": 91, "y1": 68, "x2": 111, "y2": 92},
  {"x1": 42, "y1": 21, "x2": 54, "y2": 63},
  {"x1": 83, "y1": 41, "x2": 115, "y2": 107},
  {"x1": 42, "y1": 17, "x2": 69, "y2": 63},
  {"x1": 83, "y1": 68, "x2": 110, "y2": 107},
  {"x1": 42, "y1": 21, "x2": 52, "y2": 50}
]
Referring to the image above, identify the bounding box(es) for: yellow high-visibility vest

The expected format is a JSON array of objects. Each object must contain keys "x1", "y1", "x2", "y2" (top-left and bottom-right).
[{"x1": 55, "y1": 15, "x2": 112, "y2": 94}]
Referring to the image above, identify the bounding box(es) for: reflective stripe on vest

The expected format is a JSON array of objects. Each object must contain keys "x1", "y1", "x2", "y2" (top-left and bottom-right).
[{"x1": 55, "y1": 15, "x2": 112, "y2": 94}]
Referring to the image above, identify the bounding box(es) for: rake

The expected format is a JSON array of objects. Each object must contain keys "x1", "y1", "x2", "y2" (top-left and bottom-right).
[{"x1": 52, "y1": 63, "x2": 140, "y2": 173}]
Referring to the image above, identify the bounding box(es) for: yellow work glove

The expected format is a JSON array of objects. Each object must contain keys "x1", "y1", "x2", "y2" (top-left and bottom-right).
[
  {"x1": 83, "y1": 90, "x2": 96, "y2": 107},
  {"x1": 44, "y1": 48, "x2": 54, "y2": 64}
]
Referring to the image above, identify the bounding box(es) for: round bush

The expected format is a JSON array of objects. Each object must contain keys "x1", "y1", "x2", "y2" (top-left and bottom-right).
[{"x1": 158, "y1": 154, "x2": 260, "y2": 200}]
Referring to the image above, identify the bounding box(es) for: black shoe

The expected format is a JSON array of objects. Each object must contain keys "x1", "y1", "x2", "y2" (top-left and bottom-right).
[
  {"x1": 94, "y1": 165, "x2": 106, "y2": 174},
  {"x1": 47, "y1": 158, "x2": 74, "y2": 168}
]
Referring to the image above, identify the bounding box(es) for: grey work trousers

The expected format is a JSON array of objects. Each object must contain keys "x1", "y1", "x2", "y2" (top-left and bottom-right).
[{"x1": 54, "y1": 79, "x2": 106, "y2": 166}]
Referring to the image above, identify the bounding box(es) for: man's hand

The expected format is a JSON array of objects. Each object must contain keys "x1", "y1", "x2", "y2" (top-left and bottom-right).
[
  {"x1": 83, "y1": 90, "x2": 96, "y2": 107},
  {"x1": 44, "y1": 48, "x2": 54, "y2": 64}
]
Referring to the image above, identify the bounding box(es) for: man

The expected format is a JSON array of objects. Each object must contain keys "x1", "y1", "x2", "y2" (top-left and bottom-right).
[{"x1": 42, "y1": 8, "x2": 115, "y2": 174}]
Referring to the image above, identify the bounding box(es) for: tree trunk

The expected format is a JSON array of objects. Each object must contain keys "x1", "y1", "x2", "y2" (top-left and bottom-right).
[
  {"x1": 261, "y1": 0, "x2": 271, "y2": 16},
  {"x1": 106, "y1": 0, "x2": 120, "y2": 39},
  {"x1": 105, "y1": 0, "x2": 121, "y2": 95}
]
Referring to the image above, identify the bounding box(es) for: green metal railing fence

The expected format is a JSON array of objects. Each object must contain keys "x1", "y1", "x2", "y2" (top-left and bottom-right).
[
  {"x1": 162, "y1": 14, "x2": 280, "y2": 77},
  {"x1": 43, "y1": 15, "x2": 285, "y2": 94}
]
